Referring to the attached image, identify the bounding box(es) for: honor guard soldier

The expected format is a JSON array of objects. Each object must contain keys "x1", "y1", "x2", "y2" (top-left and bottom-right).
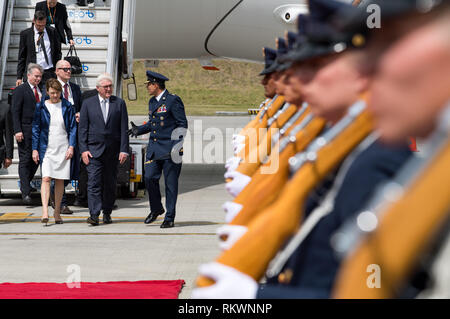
[
  {"x1": 128, "y1": 71, "x2": 188, "y2": 228},
  {"x1": 192, "y1": 0, "x2": 413, "y2": 299}
]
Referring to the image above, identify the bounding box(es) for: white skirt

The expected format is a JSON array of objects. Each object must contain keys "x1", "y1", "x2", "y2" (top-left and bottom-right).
[{"x1": 41, "y1": 101, "x2": 71, "y2": 180}]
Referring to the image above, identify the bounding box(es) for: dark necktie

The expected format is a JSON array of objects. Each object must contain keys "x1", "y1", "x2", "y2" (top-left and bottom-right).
[
  {"x1": 64, "y1": 83, "x2": 69, "y2": 100},
  {"x1": 34, "y1": 86, "x2": 40, "y2": 103},
  {"x1": 38, "y1": 31, "x2": 50, "y2": 65}
]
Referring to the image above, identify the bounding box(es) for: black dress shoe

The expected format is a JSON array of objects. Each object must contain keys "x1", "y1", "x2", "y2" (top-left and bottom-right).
[
  {"x1": 86, "y1": 216, "x2": 99, "y2": 226},
  {"x1": 103, "y1": 214, "x2": 112, "y2": 224},
  {"x1": 23, "y1": 195, "x2": 32, "y2": 205},
  {"x1": 144, "y1": 209, "x2": 165, "y2": 224},
  {"x1": 160, "y1": 220, "x2": 174, "y2": 228}
]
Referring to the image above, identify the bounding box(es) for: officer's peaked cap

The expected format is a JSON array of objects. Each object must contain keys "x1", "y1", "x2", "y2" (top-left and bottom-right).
[{"x1": 146, "y1": 70, "x2": 169, "y2": 84}]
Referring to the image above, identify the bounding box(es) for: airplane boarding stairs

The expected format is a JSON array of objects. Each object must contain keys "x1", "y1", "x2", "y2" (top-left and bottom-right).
[{"x1": 0, "y1": 0, "x2": 133, "y2": 195}]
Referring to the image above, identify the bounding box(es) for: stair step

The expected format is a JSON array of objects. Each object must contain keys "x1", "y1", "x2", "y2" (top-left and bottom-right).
[
  {"x1": 3, "y1": 73, "x2": 103, "y2": 91},
  {"x1": 13, "y1": 7, "x2": 111, "y2": 21},
  {"x1": 8, "y1": 46, "x2": 109, "y2": 60},
  {"x1": 8, "y1": 33, "x2": 110, "y2": 47},
  {"x1": 14, "y1": 0, "x2": 111, "y2": 7},
  {"x1": 0, "y1": 173, "x2": 42, "y2": 179},
  {"x1": 12, "y1": 17, "x2": 111, "y2": 24},
  {"x1": 11, "y1": 20, "x2": 111, "y2": 34},
  {"x1": 4, "y1": 60, "x2": 107, "y2": 74}
]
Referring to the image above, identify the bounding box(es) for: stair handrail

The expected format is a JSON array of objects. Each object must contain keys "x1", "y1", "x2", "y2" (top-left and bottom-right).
[
  {"x1": 122, "y1": 0, "x2": 136, "y2": 80},
  {"x1": 0, "y1": 0, "x2": 9, "y2": 45},
  {"x1": 106, "y1": 0, "x2": 125, "y2": 97},
  {"x1": 0, "y1": 0, "x2": 15, "y2": 102}
]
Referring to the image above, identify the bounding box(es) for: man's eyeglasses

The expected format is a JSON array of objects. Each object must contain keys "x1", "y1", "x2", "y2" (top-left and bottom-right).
[
  {"x1": 57, "y1": 68, "x2": 72, "y2": 72},
  {"x1": 99, "y1": 84, "x2": 113, "y2": 89}
]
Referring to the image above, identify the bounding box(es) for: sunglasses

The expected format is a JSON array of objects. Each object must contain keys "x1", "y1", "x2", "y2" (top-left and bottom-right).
[{"x1": 57, "y1": 67, "x2": 72, "y2": 72}]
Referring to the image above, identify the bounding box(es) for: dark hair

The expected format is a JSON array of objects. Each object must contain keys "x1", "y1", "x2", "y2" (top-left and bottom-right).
[
  {"x1": 34, "y1": 10, "x2": 47, "y2": 21},
  {"x1": 46, "y1": 78, "x2": 62, "y2": 93},
  {"x1": 156, "y1": 81, "x2": 166, "y2": 90}
]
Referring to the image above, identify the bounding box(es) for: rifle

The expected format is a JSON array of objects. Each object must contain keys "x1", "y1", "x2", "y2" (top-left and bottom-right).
[
  {"x1": 233, "y1": 104, "x2": 308, "y2": 179},
  {"x1": 230, "y1": 114, "x2": 325, "y2": 226},
  {"x1": 235, "y1": 96, "x2": 286, "y2": 161},
  {"x1": 332, "y1": 117, "x2": 450, "y2": 298},
  {"x1": 197, "y1": 101, "x2": 373, "y2": 287}
]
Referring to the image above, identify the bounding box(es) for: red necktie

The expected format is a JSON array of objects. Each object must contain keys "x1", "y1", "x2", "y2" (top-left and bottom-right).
[
  {"x1": 64, "y1": 83, "x2": 69, "y2": 100},
  {"x1": 34, "y1": 86, "x2": 40, "y2": 103}
]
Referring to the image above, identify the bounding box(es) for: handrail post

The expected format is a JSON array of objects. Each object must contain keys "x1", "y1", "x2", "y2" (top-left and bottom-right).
[
  {"x1": 106, "y1": 0, "x2": 125, "y2": 97},
  {"x1": 0, "y1": 0, "x2": 15, "y2": 102}
]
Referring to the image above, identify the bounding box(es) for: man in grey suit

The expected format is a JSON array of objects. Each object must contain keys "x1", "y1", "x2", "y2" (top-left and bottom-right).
[{"x1": 78, "y1": 74, "x2": 129, "y2": 226}]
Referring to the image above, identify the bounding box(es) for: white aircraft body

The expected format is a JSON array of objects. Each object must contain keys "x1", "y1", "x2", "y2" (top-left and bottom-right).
[{"x1": 133, "y1": 0, "x2": 309, "y2": 64}]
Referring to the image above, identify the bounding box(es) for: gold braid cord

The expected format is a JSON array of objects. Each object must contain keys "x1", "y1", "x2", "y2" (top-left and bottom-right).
[{"x1": 333, "y1": 140, "x2": 450, "y2": 298}]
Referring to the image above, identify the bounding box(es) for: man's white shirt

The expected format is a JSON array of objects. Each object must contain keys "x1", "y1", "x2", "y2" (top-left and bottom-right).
[
  {"x1": 34, "y1": 26, "x2": 53, "y2": 70},
  {"x1": 155, "y1": 89, "x2": 167, "y2": 102}
]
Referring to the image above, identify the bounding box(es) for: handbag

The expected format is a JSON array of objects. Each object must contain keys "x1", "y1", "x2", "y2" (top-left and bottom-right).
[{"x1": 65, "y1": 45, "x2": 83, "y2": 74}]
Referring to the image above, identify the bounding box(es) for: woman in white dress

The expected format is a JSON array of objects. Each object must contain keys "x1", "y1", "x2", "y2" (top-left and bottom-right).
[{"x1": 32, "y1": 78, "x2": 77, "y2": 225}]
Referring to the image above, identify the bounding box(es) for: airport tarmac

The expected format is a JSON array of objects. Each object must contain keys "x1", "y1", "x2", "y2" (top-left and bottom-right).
[{"x1": 0, "y1": 116, "x2": 251, "y2": 299}]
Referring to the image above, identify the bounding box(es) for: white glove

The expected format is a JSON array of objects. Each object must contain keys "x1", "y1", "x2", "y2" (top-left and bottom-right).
[
  {"x1": 232, "y1": 134, "x2": 245, "y2": 145},
  {"x1": 191, "y1": 262, "x2": 258, "y2": 299},
  {"x1": 234, "y1": 143, "x2": 245, "y2": 155},
  {"x1": 224, "y1": 171, "x2": 252, "y2": 197},
  {"x1": 225, "y1": 156, "x2": 241, "y2": 171},
  {"x1": 222, "y1": 201, "x2": 243, "y2": 223},
  {"x1": 216, "y1": 225, "x2": 248, "y2": 251}
]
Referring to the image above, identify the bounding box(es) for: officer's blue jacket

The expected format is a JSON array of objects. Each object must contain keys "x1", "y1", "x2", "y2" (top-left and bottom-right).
[
  {"x1": 137, "y1": 90, "x2": 188, "y2": 160},
  {"x1": 257, "y1": 140, "x2": 412, "y2": 298}
]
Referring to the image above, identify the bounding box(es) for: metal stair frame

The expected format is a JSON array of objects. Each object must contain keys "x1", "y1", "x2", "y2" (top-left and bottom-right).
[{"x1": 0, "y1": 0, "x2": 15, "y2": 102}]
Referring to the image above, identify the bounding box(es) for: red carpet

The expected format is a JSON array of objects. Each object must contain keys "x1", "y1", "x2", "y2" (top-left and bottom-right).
[{"x1": 0, "y1": 280, "x2": 185, "y2": 299}]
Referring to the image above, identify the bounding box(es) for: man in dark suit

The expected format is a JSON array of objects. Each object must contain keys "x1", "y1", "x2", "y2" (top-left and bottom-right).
[
  {"x1": 16, "y1": 10, "x2": 61, "y2": 89},
  {"x1": 0, "y1": 103, "x2": 14, "y2": 170},
  {"x1": 11, "y1": 63, "x2": 43, "y2": 204},
  {"x1": 128, "y1": 71, "x2": 188, "y2": 228},
  {"x1": 74, "y1": 88, "x2": 98, "y2": 208},
  {"x1": 48, "y1": 59, "x2": 83, "y2": 214},
  {"x1": 35, "y1": 0, "x2": 74, "y2": 47},
  {"x1": 78, "y1": 73, "x2": 129, "y2": 226}
]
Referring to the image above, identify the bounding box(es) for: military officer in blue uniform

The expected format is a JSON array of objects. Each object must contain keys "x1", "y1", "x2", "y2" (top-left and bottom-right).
[{"x1": 128, "y1": 70, "x2": 188, "y2": 228}]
